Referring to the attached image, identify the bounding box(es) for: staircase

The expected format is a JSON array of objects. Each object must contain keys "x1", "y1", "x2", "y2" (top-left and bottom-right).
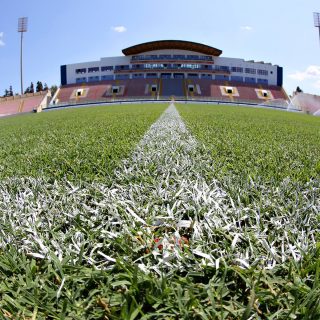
[{"x1": 161, "y1": 79, "x2": 185, "y2": 98}]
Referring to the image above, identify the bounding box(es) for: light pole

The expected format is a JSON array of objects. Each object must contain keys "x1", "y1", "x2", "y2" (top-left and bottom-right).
[
  {"x1": 314, "y1": 12, "x2": 320, "y2": 46},
  {"x1": 18, "y1": 17, "x2": 28, "y2": 95}
]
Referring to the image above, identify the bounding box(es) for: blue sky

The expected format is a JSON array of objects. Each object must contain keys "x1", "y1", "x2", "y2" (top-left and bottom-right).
[{"x1": 0, "y1": 0, "x2": 319, "y2": 96}]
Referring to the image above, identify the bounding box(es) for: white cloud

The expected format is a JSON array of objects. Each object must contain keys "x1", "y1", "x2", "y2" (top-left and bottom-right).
[
  {"x1": 240, "y1": 26, "x2": 253, "y2": 31},
  {"x1": 0, "y1": 32, "x2": 5, "y2": 46},
  {"x1": 111, "y1": 26, "x2": 127, "y2": 33},
  {"x1": 288, "y1": 65, "x2": 320, "y2": 81}
]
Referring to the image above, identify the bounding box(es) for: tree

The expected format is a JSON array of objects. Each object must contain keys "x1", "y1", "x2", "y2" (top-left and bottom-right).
[
  {"x1": 50, "y1": 85, "x2": 58, "y2": 97},
  {"x1": 43, "y1": 83, "x2": 48, "y2": 91},
  {"x1": 3, "y1": 86, "x2": 13, "y2": 97},
  {"x1": 25, "y1": 82, "x2": 34, "y2": 94},
  {"x1": 296, "y1": 86, "x2": 303, "y2": 93},
  {"x1": 36, "y1": 81, "x2": 43, "y2": 92},
  {"x1": 8, "y1": 86, "x2": 13, "y2": 96}
]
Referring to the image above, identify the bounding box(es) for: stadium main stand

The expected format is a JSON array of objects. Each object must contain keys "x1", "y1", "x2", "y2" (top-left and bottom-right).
[
  {"x1": 0, "y1": 91, "x2": 51, "y2": 117},
  {"x1": 52, "y1": 40, "x2": 288, "y2": 106}
]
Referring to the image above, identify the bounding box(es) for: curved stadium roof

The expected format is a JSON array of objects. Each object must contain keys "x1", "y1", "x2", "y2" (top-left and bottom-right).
[{"x1": 122, "y1": 40, "x2": 222, "y2": 56}]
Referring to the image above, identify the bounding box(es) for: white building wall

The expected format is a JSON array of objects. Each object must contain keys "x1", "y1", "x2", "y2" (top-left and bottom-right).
[
  {"x1": 215, "y1": 57, "x2": 278, "y2": 85},
  {"x1": 66, "y1": 56, "x2": 130, "y2": 84},
  {"x1": 63, "y1": 49, "x2": 280, "y2": 86}
]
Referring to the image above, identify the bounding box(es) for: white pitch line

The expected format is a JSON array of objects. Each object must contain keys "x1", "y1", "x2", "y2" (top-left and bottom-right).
[{"x1": 0, "y1": 104, "x2": 319, "y2": 272}]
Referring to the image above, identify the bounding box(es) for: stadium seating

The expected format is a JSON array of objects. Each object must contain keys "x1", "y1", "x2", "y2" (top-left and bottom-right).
[
  {"x1": 186, "y1": 80, "x2": 288, "y2": 103},
  {"x1": 161, "y1": 79, "x2": 184, "y2": 97},
  {"x1": 54, "y1": 79, "x2": 164, "y2": 104},
  {"x1": 53, "y1": 79, "x2": 288, "y2": 105},
  {"x1": 0, "y1": 92, "x2": 49, "y2": 117},
  {"x1": 126, "y1": 79, "x2": 160, "y2": 97}
]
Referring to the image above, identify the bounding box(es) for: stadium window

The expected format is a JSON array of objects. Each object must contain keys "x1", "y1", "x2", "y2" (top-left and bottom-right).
[
  {"x1": 115, "y1": 65, "x2": 130, "y2": 71},
  {"x1": 216, "y1": 65, "x2": 230, "y2": 72},
  {"x1": 257, "y1": 78, "x2": 268, "y2": 85},
  {"x1": 231, "y1": 67, "x2": 243, "y2": 73},
  {"x1": 245, "y1": 68, "x2": 256, "y2": 74},
  {"x1": 144, "y1": 55, "x2": 157, "y2": 60},
  {"x1": 145, "y1": 63, "x2": 167, "y2": 69},
  {"x1": 257, "y1": 69, "x2": 268, "y2": 76},
  {"x1": 161, "y1": 73, "x2": 172, "y2": 79},
  {"x1": 173, "y1": 55, "x2": 185, "y2": 60},
  {"x1": 133, "y1": 73, "x2": 144, "y2": 79},
  {"x1": 180, "y1": 64, "x2": 201, "y2": 70},
  {"x1": 159, "y1": 54, "x2": 171, "y2": 59},
  {"x1": 101, "y1": 75, "x2": 114, "y2": 80},
  {"x1": 133, "y1": 55, "x2": 144, "y2": 60},
  {"x1": 101, "y1": 66, "x2": 113, "y2": 72},
  {"x1": 202, "y1": 56, "x2": 213, "y2": 61},
  {"x1": 76, "y1": 77, "x2": 86, "y2": 83},
  {"x1": 187, "y1": 55, "x2": 199, "y2": 60},
  {"x1": 88, "y1": 67, "x2": 99, "y2": 73},
  {"x1": 88, "y1": 76, "x2": 99, "y2": 82},
  {"x1": 115, "y1": 74, "x2": 129, "y2": 80},
  {"x1": 146, "y1": 73, "x2": 158, "y2": 78},
  {"x1": 245, "y1": 77, "x2": 256, "y2": 83},
  {"x1": 76, "y1": 68, "x2": 86, "y2": 74},
  {"x1": 174, "y1": 73, "x2": 184, "y2": 79},
  {"x1": 231, "y1": 76, "x2": 243, "y2": 82}
]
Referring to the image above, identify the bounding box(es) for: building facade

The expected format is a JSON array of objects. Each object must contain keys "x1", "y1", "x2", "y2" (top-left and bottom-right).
[{"x1": 60, "y1": 40, "x2": 283, "y2": 87}]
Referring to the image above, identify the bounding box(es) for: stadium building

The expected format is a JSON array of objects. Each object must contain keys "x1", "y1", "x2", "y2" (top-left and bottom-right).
[{"x1": 54, "y1": 40, "x2": 288, "y2": 104}]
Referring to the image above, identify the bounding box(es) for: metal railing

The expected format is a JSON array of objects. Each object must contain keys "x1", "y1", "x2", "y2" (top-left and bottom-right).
[{"x1": 45, "y1": 96, "x2": 300, "y2": 112}]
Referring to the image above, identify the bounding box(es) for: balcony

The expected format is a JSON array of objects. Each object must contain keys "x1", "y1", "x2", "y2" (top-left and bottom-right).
[{"x1": 114, "y1": 67, "x2": 230, "y2": 75}]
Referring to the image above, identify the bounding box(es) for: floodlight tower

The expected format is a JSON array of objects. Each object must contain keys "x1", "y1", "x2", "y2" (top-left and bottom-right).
[
  {"x1": 18, "y1": 17, "x2": 28, "y2": 95},
  {"x1": 314, "y1": 12, "x2": 320, "y2": 46}
]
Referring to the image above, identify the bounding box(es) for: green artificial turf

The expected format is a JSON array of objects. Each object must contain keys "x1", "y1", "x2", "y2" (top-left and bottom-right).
[
  {"x1": 177, "y1": 104, "x2": 320, "y2": 206},
  {"x1": 0, "y1": 104, "x2": 166, "y2": 183},
  {"x1": 0, "y1": 103, "x2": 319, "y2": 319},
  {"x1": 177, "y1": 104, "x2": 320, "y2": 185}
]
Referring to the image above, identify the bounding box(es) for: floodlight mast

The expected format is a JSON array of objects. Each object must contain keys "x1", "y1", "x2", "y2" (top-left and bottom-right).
[
  {"x1": 314, "y1": 12, "x2": 320, "y2": 47},
  {"x1": 18, "y1": 17, "x2": 28, "y2": 95}
]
